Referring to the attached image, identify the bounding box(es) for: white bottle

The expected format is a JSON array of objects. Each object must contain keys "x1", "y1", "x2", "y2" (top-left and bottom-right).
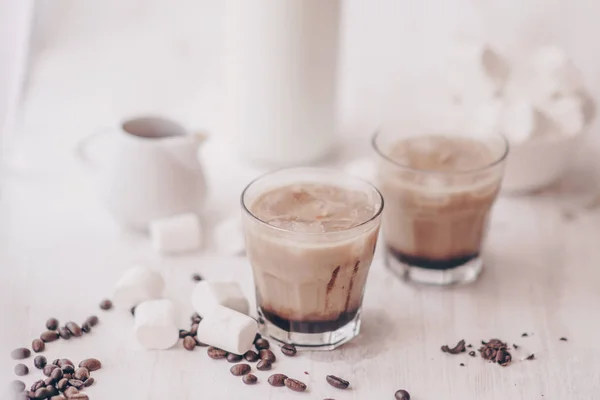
[{"x1": 224, "y1": 0, "x2": 340, "y2": 167}]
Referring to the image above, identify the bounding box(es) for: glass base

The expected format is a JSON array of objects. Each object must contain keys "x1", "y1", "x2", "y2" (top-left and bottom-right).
[
  {"x1": 385, "y1": 249, "x2": 483, "y2": 285},
  {"x1": 257, "y1": 308, "x2": 361, "y2": 351}
]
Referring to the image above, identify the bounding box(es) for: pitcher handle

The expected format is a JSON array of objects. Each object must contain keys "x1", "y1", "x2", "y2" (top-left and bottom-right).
[{"x1": 75, "y1": 128, "x2": 110, "y2": 170}]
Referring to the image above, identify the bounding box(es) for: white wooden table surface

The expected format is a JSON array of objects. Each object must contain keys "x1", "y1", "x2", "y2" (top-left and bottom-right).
[{"x1": 2, "y1": 128, "x2": 600, "y2": 400}]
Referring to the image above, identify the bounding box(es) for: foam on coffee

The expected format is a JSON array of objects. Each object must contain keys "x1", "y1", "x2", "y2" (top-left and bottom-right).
[
  {"x1": 379, "y1": 135, "x2": 503, "y2": 270},
  {"x1": 245, "y1": 183, "x2": 380, "y2": 334}
]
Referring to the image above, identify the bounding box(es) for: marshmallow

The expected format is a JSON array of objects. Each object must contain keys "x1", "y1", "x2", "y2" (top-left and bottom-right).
[
  {"x1": 214, "y1": 217, "x2": 245, "y2": 256},
  {"x1": 149, "y1": 213, "x2": 202, "y2": 253},
  {"x1": 343, "y1": 158, "x2": 377, "y2": 184},
  {"x1": 539, "y1": 95, "x2": 585, "y2": 136},
  {"x1": 191, "y1": 281, "x2": 249, "y2": 316},
  {"x1": 195, "y1": 305, "x2": 257, "y2": 355},
  {"x1": 134, "y1": 299, "x2": 179, "y2": 350},
  {"x1": 113, "y1": 266, "x2": 165, "y2": 310},
  {"x1": 499, "y1": 98, "x2": 537, "y2": 143},
  {"x1": 530, "y1": 46, "x2": 583, "y2": 98}
]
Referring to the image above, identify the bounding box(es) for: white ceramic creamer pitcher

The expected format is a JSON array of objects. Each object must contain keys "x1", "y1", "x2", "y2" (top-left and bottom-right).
[{"x1": 77, "y1": 116, "x2": 207, "y2": 230}]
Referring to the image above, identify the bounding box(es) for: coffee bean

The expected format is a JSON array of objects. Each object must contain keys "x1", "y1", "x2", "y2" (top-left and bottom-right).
[
  {"x1": 242, "y1": 374, "x2": 258, "y2": 385},
  {"x1": 179, "y1": 330, "x2": 190, "y2": 338},
  {"x1": 58, "y1": 327, "x2": 71, "y2": 340},
  {"x1": 253, "y1": 333, "x2": 262, "y2": 343},
  {"x1": 69, "y1": 394, "x2": 89, "y2": 400},
  {"x1": 43, "y1": 364, "x2": 59, "y2": 377},
  {"x1": 526, "y1": 353, "x2": 535, "y2": 360},
  {"x1": 31, "y1": 379, "x2": 45, "y2": 391},
  {"x1": 256, "y1": 359, "x2": 272, "y2": 371},
  {"x1": 34, "y1": 387, "x2": 50, "y2": 399},
  {"x1": 227, "y1": 353, "x2": 243, "y2": 363},
  {"x1": 99, "y1": 299, "x2": 113, "y2": 310},
  {"x1": 61, "y1": 365, "x2": 75, "y2": 374},
  {"x1": 195, "y1": 337, "x2": 208, "y2": 347},
  {"x1": 244, "y1": 350, "x2": 259, "y2": 362},
  {"x1": 395, "y1": 389, "x2": 411, "y2": 400},
  {"x1": 326, "y1": 375, "x2": 350, "y2": 389},
  {"x1": 281, "y1": 344, "x2": 297, "y2": 357},
  {"x1": 560, "y1": 337, "x2": 568, "y2": 341},
  {"x1": 56, "y1": 378, "x2": 68, "y2": 391},
  {"x1": 521, "y1": 332, "x2": 528, "y2": 337},
  {"x1": 259, "y1": 349, "x2": 276, "y2": 363},
  {"x1": 59, "y1": 358, "x2": 74, "y2": 368},
  {"x1": 267, "y1": 374, "x2": 287, "y2": 387},
  {"x1": 11, "y1": 380, "x2": 26, "y2": 393},
  {"x1": 66, "y1": 322, "x2": 82, "y2": 337},
  {"x1": 46, "y1": 386, "x2": 59, "y2": 397},
  {"x1": 496, "y1": 349, "x2": 512, "y2": 366},
  {"x1": 46, "y1": 318, "x2": 59, "y2": 330},
  {"x1": 63, "y1": 387, "x2": 79, "y2": 397},
  {"x1": 51, "y1": 395, "x2": 66, "y2": 400},
  {"x1": 190, "y1": 323, "x2": 199, "y2": 337},
  {"x1": 467, "y1": 344, "x2": 473, "y2": 348},
  {"x1": 41, "y1": 331, "x2": 60, "y2": 343},
  {"x1": 207, "y1": 346, "x2": 227, "y2": 359},
  {"x1": 255, "y1": 338, "x2": 270, "y2": 350},
  {"x1": 50, "y1": 367, "x2": 64, "y2": 382},
  {"x1": 32, "y1": 339, "x2": 45, "y2": 353},
  {"x1": 44, "y1": 376, "x2": 55, "y2": 386},
  {"x1": 441, "y1": 339, "x2": 466, "y2": 354},
  {"x1": 460, "y1": 363, "x2": 465, "y2": 367},
  {"x1": 130, "y1": 307, "x2": 136, "y2": 316},
  {"x1": 230, "y1": 363, "x2": 251, "y2": 376},
  {"x1": 34, "y1": 355, "x2": 47, "y2": 369},
  {"x1": 14, "y1": 364, "x2": 28, "y2": 376},
  {"x1": 192, "y1": 273, "x2": 203, "y2": 282},
  {"x1": 191, "y1": 313, "x2": 202, "y2": 324},
  {"x1": 183, "y1": 336, "x2": 196, "y2": 351},
  {"x1": 68, "y1": 379, "x2": 85, "y2": 389},
  {"x1": 74, "y1": 367, "x2": 89, "y2": 381},
  {"x1": 513, "y1": 344, "x2": 519, "y2": 349},
  {"x1": 63, "y1": 373, "x2": 73, "y2": 380},
  {"x1": 11, "y1": 348, "x2": 31, "y2": 360},
  {"x1": 85, "y1": 316, "x2": 99, "y2": 327},
  {"x1": 83, "y1": 377, "x2": 95, "y2": 387},
  {"x1": 78, "y1": 358, "x2": 101, "y2": 371},
  {"x1": 284, "y1": 378, "x2": 307, "y2": 392},
  {"x1": 81, "y1": 323, "x2": 92, "y2": 333}
]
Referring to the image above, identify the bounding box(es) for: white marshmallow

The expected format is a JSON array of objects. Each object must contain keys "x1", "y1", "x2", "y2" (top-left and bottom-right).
[
  {"x1": 539, "y1": 95, "x2": 585, "y2": 136},
  {"x1": 134, "y1": 299, "x2": 179, "y2": 350},
  {"x1": 527, "y1": 46, "x2": 583, "y2": 101},
  {"x1": 195, "y1": 305, "x2": 257, "y2": 355},
  {"x1": 149, "y1": 213, "x2": 202, "y2": 253},
  {"x1": 214, "y1": 217, "x2": 245, "y2": 256},
  {"x1": 113, "y1": 266, "x2": 165, "y2": 310},
  {"x1": 343, "y1": 158, "x2": 377, "y2": 184},
  {"x1": 499, "y1": 98, "x2": 537, "y2": 144},
  {"x1": 191, "y1": 281, "x2": 249, "y2": 316}
]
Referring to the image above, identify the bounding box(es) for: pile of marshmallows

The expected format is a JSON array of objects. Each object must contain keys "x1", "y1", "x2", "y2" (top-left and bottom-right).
[
  {"x1": 442, "y1": 43, "x2": 592, "y2": 143},
  {"x1": 113, "y1": 266, "x2": 256, "y2": 355}
]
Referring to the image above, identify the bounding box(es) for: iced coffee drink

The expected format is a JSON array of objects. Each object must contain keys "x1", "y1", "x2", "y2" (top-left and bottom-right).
[
  {"x1": 241, "y1": 168, "x2": 383, "y2": 350},
  {"x1": 373, "y1": 132, "x2": 508, "y2": 285}
]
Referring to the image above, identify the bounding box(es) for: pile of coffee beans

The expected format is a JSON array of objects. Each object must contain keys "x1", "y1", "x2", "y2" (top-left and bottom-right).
[{"x1": 179, "y1": 313, "x2": 208, "y2": 351}]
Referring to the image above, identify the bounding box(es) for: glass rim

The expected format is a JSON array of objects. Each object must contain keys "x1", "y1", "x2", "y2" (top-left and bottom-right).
[
  {"x1": 371, "y1": 129, "x2": 510, "y2": 175},
  {"x1": 240, "y1": 167, "x2": 384, "y2": 236}
]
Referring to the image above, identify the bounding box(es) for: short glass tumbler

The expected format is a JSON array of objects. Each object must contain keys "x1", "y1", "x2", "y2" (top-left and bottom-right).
[
  {"x1": 241, "y1": 168, "x2": 383, "y2": 350},
  {"x1": 373, "y1": 129, "x2": 508, "y2": 285}
]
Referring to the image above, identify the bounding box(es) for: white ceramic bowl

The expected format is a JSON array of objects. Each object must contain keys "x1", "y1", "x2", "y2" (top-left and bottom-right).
[{"x1": 502, "y1": 94, "x2": 595, "y2": 194}]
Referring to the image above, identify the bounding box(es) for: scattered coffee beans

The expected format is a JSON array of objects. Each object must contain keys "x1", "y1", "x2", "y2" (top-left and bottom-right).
[
  {"x1": 34, "y1": 355, "x2": 47, "y2": 369},
  {"x1": 207, "y1": 346, "x2": 227, "y2": 359},
  {"x1": 84, "y1": 377, "x2": 95, "y2": 387},
  {"x1": 81, "y1": 322, "x2": 92, "y2": 333},
  {"x1": 560, "y1": 337, "x2": 568, "y2": 341},
  {"x1": 230, "y1": 363, "x2": 251, "y2": 376},
  {"x1": 284, "y1": 378, "x2": 307, "y2": 392},
  {"x1": 43, "y1": 364, "x2": 59, "y2": 377},
  {"x1": 79, "y1": 358, "x2": 101, "y2": 371},
  {"x1": 255, "y1": 338, "x2": 270, "y2": 350},
  {"x1": 85, "y1": 315, "x2": 99, "y2": 327},
  {"x1": 259, "y1": 349, "x2": 276, "y2": 363},
  {"x1": 526, "y1": 354, "x2": 535, "y2": 360},
  {"x1": 326, "y1": 375, "x2": 350, "y2": 389},
  {"x1": 46, "y1": 386, "x2": 59, "y2": 396},
  {"x1": 268, "y1": 374, "x2": 288, "y2": 387},
  {"x1": 256, "y1": 359, "x2": 272, "y2": 371},
  {"x1": 57, "y1": 378, "x2": 68, "y2": 391},
  {"x1": 244, "y1": 350, "x2": 259, "y2": 362},
  {"x1": 70, "y1": 393, "x2": 89, "y2": 400},
  {"x1": 183, "y1": 336, "x2": 196, "y2": 351},
  {"x1": 11, "y1": 348, "x2": 31, "y2": 360},
  {"x1": 46, "y1": 318, "x2": 59, "y2": 330},
  {"x1": 227, "y1": 353, "x2": 243, "y2": 363},
  {"x1": 32, "y1": 339, "x2": 45, "y2": 353},
  {"x1": 441, "y1": 339, "x2": 466, "y2": 355},
  {"x1": 460, "y1": 363, "x2": 465, "y2": 367},
  {"x1": 99, "y1": 299, "x2": 113, "y2": 310},
  {"x1": 34, "y1": 387, "x2": 50, "y2": 399},
  {"x1": 242, "y1": 374, "x2": 257, "y2": 385},
  {"x1": 44, "y1": 376, "x2": 55, "y2": 386},
  {"x1": 192, "y1": 273, "x2": 203, "y2": 282},
  {"x1": 521, "y1": 333, "x2": 528, "y2": 337},
  {"x1": 74, "y1": 367, "x2": 90, "y2": 381},
  {"x1": 191, "y1": 313, "x2": 202, "y2": 324},
  {"x1": 66, "y1": 322, "x2": 83, "y2": 337},
  {"x1": 14, "y1": 364, "x2": 29, "y2": 376},
  {"x1": 41, "y1": 330, "x2": 60, "y2": 343},
  {"x1": 395, "y1": 389, "x2": 411, "y2": 400},
  {"x1": 69, "y1": 379, "x2": 85, "y2": 389},
  {"x1": 58, "y1": 358, "x2": 74, "y2": 368},
  {"x1": 281, "y1": 344, "x2": 297, "y2": 357},
  {"x1": 10, "y1": 380, "x2": 25, "y2": 393},
  {"x1": 58, "y1": 327, "x2": 71, "y2": 340},
  {"x1": 31, "y1": 380, "x2": 44, "y2": 391},
  {"x1": 64, "y1": 386, "x2": 79, "y2": 397},
  {"x1": 179, "y1": 330, "x2": 190, "y2": 338}
]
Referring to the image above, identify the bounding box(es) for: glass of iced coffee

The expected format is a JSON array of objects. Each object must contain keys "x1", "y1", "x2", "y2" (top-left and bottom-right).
[
  {"x1": 241, "y1": 168, "x2": 383, "y2": 350},
  {"x1": 373, "y1": 130, "x2": 508, "y2": 285}
]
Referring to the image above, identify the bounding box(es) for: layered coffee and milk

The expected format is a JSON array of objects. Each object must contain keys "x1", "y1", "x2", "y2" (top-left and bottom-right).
[
  {"x1": 378, "y1": 135, "x2": 504, "y2": 271},
  {"x1": 244, "y1": 183, "x2": 381, "y2": 334}
]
